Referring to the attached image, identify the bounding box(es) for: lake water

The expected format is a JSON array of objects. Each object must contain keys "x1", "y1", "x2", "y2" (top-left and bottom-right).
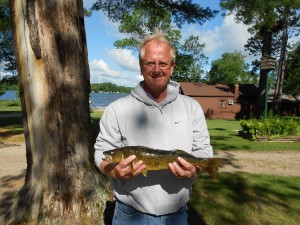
[
  {"x1": 89, "y1": 92, "x2": 129, "y2": 108},
  {"x1": 0, "y1": 90, "x2": 129, "y2": 108},
  {"x1": 0, "y1": 90, "x2": 18, "y2": 100}
]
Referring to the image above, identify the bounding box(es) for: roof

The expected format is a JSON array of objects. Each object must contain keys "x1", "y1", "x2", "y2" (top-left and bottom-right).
[
  {"x1": 179, "y1": 82, "x2": 234, "y2": 97},
  {"x1": 237, "y1": 84, "x2": 259, "y2": 97},
  {"x1": 268, "y1": 89, "x2": 297, "y2": 102},
  {"x1": 179, "y1": 82, "x2": 258, "y2": 97}
]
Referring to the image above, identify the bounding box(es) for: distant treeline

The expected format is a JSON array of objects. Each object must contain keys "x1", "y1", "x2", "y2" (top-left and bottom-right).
[
  {"x1": 91, "y1": 82, "x2": 132, "y2": 93},
  {"x1": 0, "y1": 75, "x2": 19, "y2": 96},
  {"x1": 1, "y1": 77, "x2": 132, "y2": 96}
]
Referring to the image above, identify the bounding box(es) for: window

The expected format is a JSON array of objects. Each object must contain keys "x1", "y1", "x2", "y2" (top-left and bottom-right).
[{"x1": 219, "y1": 100, "x2": 226, "y2": 108}]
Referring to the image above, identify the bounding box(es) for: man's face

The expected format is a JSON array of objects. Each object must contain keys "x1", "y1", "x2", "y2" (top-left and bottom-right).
[{"x1": 140, "y1": 40, "x2": 174, "y2": 96}]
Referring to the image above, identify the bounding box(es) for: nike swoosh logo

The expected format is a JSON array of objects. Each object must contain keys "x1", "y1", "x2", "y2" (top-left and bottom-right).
[{"x1": 175, "y1": 121, "x2": 180, "y2": 124}]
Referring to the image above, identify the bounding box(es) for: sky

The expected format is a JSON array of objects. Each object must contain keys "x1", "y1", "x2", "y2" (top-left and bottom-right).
[{"x1": 83, "y1": 0, "x2": 255, "y2": 87}]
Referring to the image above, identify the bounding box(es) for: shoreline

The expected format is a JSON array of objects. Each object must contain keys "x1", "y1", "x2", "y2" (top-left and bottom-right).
[
  {"x1": 0, "y1": 108, "x2": 106, "y2": 118},
  {"x1": 90, "y1": 107, "x2": 106, "y2": 112}
]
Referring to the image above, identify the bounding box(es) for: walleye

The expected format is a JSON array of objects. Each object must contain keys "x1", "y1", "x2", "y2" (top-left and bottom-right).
[{"x1": 103, "y1": 146, "x2": 223, "y2": 179}]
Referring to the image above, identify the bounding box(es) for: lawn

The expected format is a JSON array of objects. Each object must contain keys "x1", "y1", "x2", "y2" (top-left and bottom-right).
[
  {"x1": 1, "y1": 103, "x2": 300, "y2": 225},
  {"x1": 1, "y1": 106, "x2": 300, "y2": 151},
  {"x1": 188, "y1": 173, "x2": 300, "y2": 225},
  {"x1": 0, "y1": 100, "x2": 21, "y2": 112},
  {"x1": 207, "y1": 119, "x2": 300, "y2": 151}
]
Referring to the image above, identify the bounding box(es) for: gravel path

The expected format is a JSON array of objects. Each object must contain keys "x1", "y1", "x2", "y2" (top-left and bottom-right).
[
  {"x1": 215, "y1": 150, "x2": 300, "y2": 177},
  {"x1": 0, "y1": 142, "x2": 26, "y2": 198},
  {"x1": 1, "y1": 141, "x2": 299, "y2": 200},
  {"x1": 1, "y1": 141, "x2": 300, "y2": 223}
]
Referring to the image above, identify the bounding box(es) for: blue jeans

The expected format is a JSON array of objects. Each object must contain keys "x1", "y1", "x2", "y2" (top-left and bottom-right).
[{"x1": 112, "y1": 201, "x2": 188, "y2": 225}]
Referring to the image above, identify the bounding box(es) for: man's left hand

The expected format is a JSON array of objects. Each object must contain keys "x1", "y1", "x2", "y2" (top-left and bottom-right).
[{"x1": 168, "y1": 157, "x2": 197, "y2": 179}]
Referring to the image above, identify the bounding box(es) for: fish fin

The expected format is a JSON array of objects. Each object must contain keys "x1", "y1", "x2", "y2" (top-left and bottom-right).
[
  {"x1": 202, "y1": 158, "x2": 223, "y2": 180},
  {"x1": 173, "y1": 150, "x2": 195, "y2": 157},
  {"x1": 141, "y1": 170, "x2": 148, "y2": 177},
  {"x1": 129, "y1": 162, "x2": 134, "y2": 174}
]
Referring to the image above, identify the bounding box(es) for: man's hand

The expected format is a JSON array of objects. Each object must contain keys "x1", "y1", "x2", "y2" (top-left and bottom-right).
[
  {"x1": 102, "y1": 155, "x2": 146, "y2": 180},
  {"x1": 168, "y1": 157, "x2": 197, "y2": 179}
]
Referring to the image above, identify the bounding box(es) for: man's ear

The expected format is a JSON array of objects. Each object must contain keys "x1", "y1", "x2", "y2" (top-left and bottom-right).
[{"x1": 170, "y1": 62, "x2": 175, "y2": 76}]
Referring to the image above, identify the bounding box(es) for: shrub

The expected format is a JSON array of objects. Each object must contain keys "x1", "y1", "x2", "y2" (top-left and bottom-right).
[{"x1": 240, "y1": 114, "x2": 298, "y2": 140}]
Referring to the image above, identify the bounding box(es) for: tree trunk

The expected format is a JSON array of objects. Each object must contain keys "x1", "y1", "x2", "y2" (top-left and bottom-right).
[
  {"x1": 274, "y1": 8, "x2": 289, "y2": 114},
  {"x1": 256, "y1": 28, "x2": 273, "y2": 117},
  {"x1": 8, "y1": 0, "x2": 109, "y2": 224},
  {"x1": 257, "y1": 69, "x2": 268, "y2": 117}
]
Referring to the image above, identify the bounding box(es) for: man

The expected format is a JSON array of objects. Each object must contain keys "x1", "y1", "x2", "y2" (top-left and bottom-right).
[{"x1": 94, "y1": 29, "x2": 213, "y2": 225}]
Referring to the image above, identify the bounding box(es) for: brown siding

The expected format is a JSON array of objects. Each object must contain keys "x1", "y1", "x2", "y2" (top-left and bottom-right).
[
  {"x1": 179, "y1": 82, "x2": 259, "y2": 119},
  {"x1": 195, "y1": 97, "x2": 241, "y2": 119}
]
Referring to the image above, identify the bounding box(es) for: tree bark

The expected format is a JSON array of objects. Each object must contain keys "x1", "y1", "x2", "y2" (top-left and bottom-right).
[
  {"x1": 256, "y1": 28, "x2": 273, "y2": 117},
  {"x1": 9, "y1": 0, "x2": 109, "y2": 224}
]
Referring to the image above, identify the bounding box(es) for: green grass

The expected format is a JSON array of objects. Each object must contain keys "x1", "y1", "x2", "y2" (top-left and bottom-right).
[
  {"x1": 90, "y1": 110, "x2": 104, "y2": 142},
  {"x1": 0, "y1": 100, "x2": 21, "y2": 111},
  {"x1": 188, "y1": 173, "x2": 300, "y2": 225},
  {"x1": 1, "y1": 106, "x2": 300, "y2": 151},
  {"x1": 1, "y1": 104, "x2": 300, "y2": 224},
  {"x1": 207, "y1": 120, "x2": 300, "y2": 151}
]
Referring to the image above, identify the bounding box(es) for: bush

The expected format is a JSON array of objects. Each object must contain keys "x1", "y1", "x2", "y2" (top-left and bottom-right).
[{"x1": 240, "y1": 114, "x2": 298, "y2": 140}]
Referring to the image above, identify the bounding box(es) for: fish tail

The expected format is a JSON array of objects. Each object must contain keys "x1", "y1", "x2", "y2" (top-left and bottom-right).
[{"x1": 200, "y1": 158, "x2": 223, "y2": 180}]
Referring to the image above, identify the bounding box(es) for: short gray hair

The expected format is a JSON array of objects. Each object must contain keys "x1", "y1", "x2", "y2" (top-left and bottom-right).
[{"x1": 139, "y1": 29, "x2": 176, "y2": 62}]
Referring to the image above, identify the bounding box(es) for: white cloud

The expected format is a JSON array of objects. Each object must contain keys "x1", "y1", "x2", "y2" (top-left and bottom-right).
[
  {"x1": 199, "y1": 14, "x2": 251, "y2": 55},
  {"x1": 89, "y1": 59, "x2": 140, "y2": 86},
  {"x1": 107, "y1": 49, "x2": 140, "y2": 71},
  {"x1": 185, "y1": 13, "x2": 258, "y2": 71},
  {"x1": 220, "y1": 15, "x2": 252, "y2": 53},
  {"x1": 89, "y1": 59, "x2": 126, "y2": 83}
]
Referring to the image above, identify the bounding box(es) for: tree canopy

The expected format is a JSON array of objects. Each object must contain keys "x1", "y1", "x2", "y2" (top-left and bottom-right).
[
  {"x1": 206, "y1": 51, "x2": 257, "y2": 84},
  {"x1": 0, "y1": 0, "x2": 16, "y2": 76},
  {"x1": 92, "y1": 0, "x2": 218, "y2": 28},
  {"x1": 92, "y1": 0, "x2": 216, "y2": 82},
  {"x1": 221, "y1": 0, "x2": 300, "y2": 116},
  {"x1": 221, "y1": 0, "x2": 300, "y2": 67},
  {"x1": 284, "y1": 42, "x2": 300, "y2": 96}
]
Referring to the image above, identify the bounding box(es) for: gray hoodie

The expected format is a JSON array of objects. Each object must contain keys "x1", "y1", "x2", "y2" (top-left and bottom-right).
[{"x1": 94, "y1": 80, "x2": 213, "y2": 215}]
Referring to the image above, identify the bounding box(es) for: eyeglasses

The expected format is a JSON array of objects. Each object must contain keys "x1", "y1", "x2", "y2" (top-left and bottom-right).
[{"x1": 143, "y1": 61, "x2": 172, "y2": 70}]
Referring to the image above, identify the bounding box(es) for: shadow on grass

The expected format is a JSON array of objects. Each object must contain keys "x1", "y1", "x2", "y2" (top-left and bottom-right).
[
  {"x1": 0, "y1": 115, "x2": 24, "y2": 142},
  {"x1": 188, "y1": 173, "x2": 300, "y2": 225},
  {"x1": 187, "y1": 202, "x2": 208, "y2": 225},
  {"x1": 210, "y1": 135, "x2": 252, "y2": 151},
  {"x1": 209, "y1": 128, "x2": 226, "y2": 131},
  {"x1": 0, "y1": 116, "x2": 23, "y2": 127}
]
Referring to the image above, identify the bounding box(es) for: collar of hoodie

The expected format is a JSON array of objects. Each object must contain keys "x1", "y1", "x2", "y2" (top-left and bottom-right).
[{"x1": 130, "y1": 80, "x2": 180, "y2": 113}]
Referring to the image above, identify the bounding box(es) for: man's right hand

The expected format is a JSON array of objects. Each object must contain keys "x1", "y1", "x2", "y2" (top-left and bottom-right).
[{"x1": 101, "y1": 155, "x2": 146, "y2": 179}]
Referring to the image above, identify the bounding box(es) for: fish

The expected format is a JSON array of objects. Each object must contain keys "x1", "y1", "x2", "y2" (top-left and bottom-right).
[{"x1": 103, "y1": 146, "x2": 223, "y2": 179}]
